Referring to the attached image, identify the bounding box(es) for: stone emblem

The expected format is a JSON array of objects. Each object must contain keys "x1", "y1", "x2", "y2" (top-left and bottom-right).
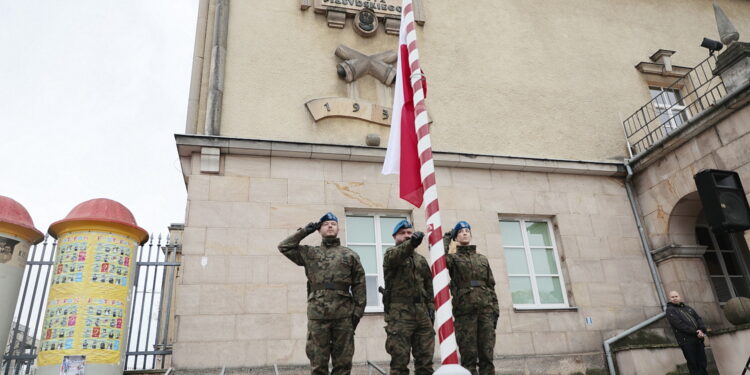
[
  {"x1": 300, "y1": 0, "x2": 425, "y2": 35},
  {"x1": 305, "y1": 45, "x2": 396, "y2": 126}
]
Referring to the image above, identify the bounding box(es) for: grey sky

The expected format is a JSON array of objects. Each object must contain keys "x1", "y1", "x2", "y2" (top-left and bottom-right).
[{"x1": 0, "y1": 1, "x2": 199, "y2": 236}]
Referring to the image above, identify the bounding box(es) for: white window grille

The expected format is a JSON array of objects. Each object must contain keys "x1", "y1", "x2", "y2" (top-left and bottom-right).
[
  {"x1": 499, "y1": 219, "x2": 569, "y2": 309},
  {"x1": 345, "y1": 213, "x2": 409, "y2": 313},
  {"x1": 649, "y1": 86, "x2": 688, "y2": 133}
]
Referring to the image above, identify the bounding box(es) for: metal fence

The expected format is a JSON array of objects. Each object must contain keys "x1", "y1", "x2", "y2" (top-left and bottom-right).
[
  {"x1": 622, "y1": 55, "x2": 727, "y2": 157},
  {"x1": 2, "y1": 234, "x2": 180, "y2": 375}
]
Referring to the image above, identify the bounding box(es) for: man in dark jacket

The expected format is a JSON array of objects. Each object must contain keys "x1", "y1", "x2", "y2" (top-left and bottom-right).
[
  {"x1": 382, "y1": 219, "x2": 434, "y2": 375},
  {"x1": 278, "y1": 212, "x2": 367, "y2": 375},
  {"x1": 665, "y1": 290, "x2": 708, "y2": 375}
]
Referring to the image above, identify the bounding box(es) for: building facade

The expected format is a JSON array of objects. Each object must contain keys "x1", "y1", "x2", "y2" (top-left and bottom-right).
[{"x1": 171, "y1": 1, "x2": 750, "y2": 373}]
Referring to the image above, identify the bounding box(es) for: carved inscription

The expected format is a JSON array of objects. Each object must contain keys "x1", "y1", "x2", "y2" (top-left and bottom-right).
[
  {"x1": 303, "y1": 0, "x2": 425, "y2": 34},
  {"x1": 306, "y1": 98, "x2": 391, "y2": 126},
  {"x1": 316, "y1": 0, "x2": 402, "y2": 16}
]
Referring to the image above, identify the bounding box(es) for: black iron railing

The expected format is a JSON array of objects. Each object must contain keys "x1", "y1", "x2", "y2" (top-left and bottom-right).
[{"x1": 623, "y1": 55, "x2": 727, "y2": 156}]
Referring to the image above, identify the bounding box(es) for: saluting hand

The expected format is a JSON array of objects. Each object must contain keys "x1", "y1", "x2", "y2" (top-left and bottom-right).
[
  {"x1": 410, "y1": 231, "x2": 425, "y2": 247},
  {"x1": 303, "y1": 222, "x2": 320, "y2": 235}
]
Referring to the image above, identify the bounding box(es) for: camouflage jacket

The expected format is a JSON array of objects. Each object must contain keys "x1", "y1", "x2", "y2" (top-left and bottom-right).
[
  {"x1": 278, "y1": 229, "x2": 366, "y2": 320},
  {"x1": 443, "y1": 237, "x2": 499, "y2": 316},
  {"x1": 383, "y1": 240, "x2": 434, "y2": 322}
]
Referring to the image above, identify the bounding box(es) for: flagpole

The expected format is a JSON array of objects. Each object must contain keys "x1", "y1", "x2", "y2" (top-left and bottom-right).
[{"x1": 400, "y1": 2, "x2": 469, "y2": 374}]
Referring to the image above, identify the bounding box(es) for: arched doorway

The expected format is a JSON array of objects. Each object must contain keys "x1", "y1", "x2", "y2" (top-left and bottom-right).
[{"x1": 667, "y1": 191, "x2": 750, "y2": 303}]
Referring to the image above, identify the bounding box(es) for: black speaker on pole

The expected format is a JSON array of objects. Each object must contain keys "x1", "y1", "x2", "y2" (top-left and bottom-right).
[{"x1": 694, "y1": 169, "x2": 750, "y2": 232}]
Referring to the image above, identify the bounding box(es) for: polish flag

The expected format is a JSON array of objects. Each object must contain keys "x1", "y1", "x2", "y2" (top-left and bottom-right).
[{"x1": 381, "y1": 7, "x2": 425, "y2": 208}]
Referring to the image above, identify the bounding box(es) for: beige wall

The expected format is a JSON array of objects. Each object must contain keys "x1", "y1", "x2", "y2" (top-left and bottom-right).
[
  {"x1": 191, "y1": 0, "x2": 750, "y2": 162},
  {"x1": 614, "y1": 347, "x2": 685, "y2": 375},
  {"x1": 171, "y1": 152, "x2": 658, "y2": 369},
  {"x1": 631, "y1": 90, "x2": 750, "y2": 332},
  {"x1": 711, "y1": 327, "x2": 750, "y2": 375}
]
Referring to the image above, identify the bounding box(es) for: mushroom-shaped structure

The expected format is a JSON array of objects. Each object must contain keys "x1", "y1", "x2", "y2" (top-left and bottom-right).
[
  {"x1": 37, "y1": 198, "x2": 148, "y2": 374},
  {"x1": 48, "y1": 198, "x2": 148, "y2": 245},
  {"x1": 0, "y1": 195, "x2": 44, "y2": 244},
  {"x1": 0, "y1": 196, "x2": 43, "y2": 370}
]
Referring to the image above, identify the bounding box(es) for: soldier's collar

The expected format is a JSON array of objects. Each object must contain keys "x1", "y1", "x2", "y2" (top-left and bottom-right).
[
  {"x1": 456, "y1": 245, "x2": 476, "y2": 253},
  {"x1": 321, "y1": 237, "x2": 340, "y2": 247}
]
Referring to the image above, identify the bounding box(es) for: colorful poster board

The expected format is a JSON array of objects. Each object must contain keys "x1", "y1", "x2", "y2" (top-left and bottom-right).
[
  {"x1": 0, "y1": 234, "x2": 31, "y2": 269},
  {"x1": 38, "y1": 231, "x2": 137, "y2": 366}
]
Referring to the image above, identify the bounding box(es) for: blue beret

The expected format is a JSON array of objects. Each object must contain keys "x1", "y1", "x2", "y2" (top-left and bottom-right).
[
  {"x1": 319, "y1": 212, "x2": 338, "y2": 223},
  {"x1": 391, "y1": 219, "x2": 413, "y2": 236},
  {"x1": 452, "y1": 221, "x2": 471, "y2": 239}
]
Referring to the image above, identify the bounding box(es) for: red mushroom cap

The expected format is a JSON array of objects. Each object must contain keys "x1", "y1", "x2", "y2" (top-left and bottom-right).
[
  {"x1": 48, "y1": 198, "x2": 149, "y2": 245},
  {"x1": 0, "y1": 195, "x2": 44, "y2": 244}
]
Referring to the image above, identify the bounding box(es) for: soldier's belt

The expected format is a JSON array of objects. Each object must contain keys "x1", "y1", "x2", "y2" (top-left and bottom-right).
[
  {"x1": 390, "y1": 296, "x2": 427, "y2": 303},
  {"x1": 310, "y1": 282, "x2": 350, "y2": 291},
  {"x1": 456, "y1": 280, "x2": 486, "y2": 288}
]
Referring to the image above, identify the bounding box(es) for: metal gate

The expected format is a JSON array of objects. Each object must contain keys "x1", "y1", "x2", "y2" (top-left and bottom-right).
[{"x1": 2, "y1": 233, "x2": 180, "y2": 375}]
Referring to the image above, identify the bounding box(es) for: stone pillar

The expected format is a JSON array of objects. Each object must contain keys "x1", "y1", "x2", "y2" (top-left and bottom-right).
[
  {"x1": 652, "y1": 244, "x2": 725, "y2": 326},
  {"x1": 714, "y1": 41, "x2": 750, "y2": 94},
  {"x1": 36, "y1": 199, "x2": 148, "y2": 375},
  {"x1": 0, "y1": 196, "x2": 44, "y2": 358}
]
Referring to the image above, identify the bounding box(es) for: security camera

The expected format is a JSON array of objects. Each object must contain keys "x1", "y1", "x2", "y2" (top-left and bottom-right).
[{"x1": 700, "y1": 38, "x2": 723, "y2": 55}]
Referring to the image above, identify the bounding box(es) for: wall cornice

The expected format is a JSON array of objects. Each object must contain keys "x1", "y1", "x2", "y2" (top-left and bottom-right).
[{"x1": 175, "y1": 134, "x2": 625, "y2": 176}]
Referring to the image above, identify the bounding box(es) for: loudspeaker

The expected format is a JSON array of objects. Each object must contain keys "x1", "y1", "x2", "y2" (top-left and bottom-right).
[{"x1": 694, "y1": 169, "x2": 750, "y2": 232}]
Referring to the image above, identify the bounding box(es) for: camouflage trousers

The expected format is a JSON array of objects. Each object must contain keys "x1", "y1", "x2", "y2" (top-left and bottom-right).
[
  {"x1": 455, "y1": 313, "x2": 496, "y2": 375},
  {"x1": 307, "y1": 318, "x2": 354, "y2": 375},
  {"x1": 384, "y1": 317, "x2": 435, "y2": 375}
]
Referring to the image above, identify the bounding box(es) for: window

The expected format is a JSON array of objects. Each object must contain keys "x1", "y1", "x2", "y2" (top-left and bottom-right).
[
  {"x1": 499, "y1": 219, "x2": 569, "y2": 308},
  {"x1": 649, "y1": 86, "x2": 688, "y2": 133},
  {"x1": 345, "y1": 213, "x2": 408, "y2": 312},
  {"x1": 696, "y1": 226, "x2": 750, "y2": 303}
]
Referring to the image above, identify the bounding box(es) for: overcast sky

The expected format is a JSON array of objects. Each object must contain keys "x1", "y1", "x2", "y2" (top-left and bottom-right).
[{"x1": 0, "y1": 1, "x2": 199, "y2": 236}]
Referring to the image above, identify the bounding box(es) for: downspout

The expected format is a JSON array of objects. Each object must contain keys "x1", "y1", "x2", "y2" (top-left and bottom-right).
[{"x1": 603, "y1": 161, "x2": 668, "y2": 375}]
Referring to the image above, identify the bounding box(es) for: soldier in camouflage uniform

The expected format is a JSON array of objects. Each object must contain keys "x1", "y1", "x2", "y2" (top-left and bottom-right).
[
  {"x1": 382, "y1": 220, "x2": 434, "y2": 375},
  {"x1": 442, "y1": 221, "x2": 499, "y2": 375},
  {"x1": 278, "y1": 212, "x2": 367, "y2": 375}
]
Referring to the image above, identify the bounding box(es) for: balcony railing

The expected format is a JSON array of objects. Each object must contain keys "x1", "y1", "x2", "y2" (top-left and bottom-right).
[{"x1": 623, "y1": 55, "x2": 727, "y2": 157}]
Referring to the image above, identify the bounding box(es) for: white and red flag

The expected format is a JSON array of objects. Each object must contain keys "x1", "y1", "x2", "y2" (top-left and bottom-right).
[
  {"x1": 381, "y1": 11, "x2": 425, "y2": 207},
  {"x1": 382, "y1": 0, "x2": 464, "y2": 369}
]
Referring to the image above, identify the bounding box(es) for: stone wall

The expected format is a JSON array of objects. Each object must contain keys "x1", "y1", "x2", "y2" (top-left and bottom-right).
[
  {"x1": 190, "y1": 0, "x2": 750, "y2": 162},
  {"x1": 633, "y1": 104, "x2": 750, "y2": 250},
  {"x1": 710, "y1": 324, "x2": 750, "y2": 375},
  {"x1": 615, "y1": 347, "x2": 685, "y2": 375},
  {"x1": 171, "y1": 152, "x2": 658, "y2": 369},
  {"x1": 632, "y1": 103, "x2": 750, "y2": 327}
]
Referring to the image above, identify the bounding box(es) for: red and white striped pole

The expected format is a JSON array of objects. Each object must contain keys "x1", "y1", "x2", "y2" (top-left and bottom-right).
[{"x1": 400, "y1": 2, "x2": 468, "y2": 374}]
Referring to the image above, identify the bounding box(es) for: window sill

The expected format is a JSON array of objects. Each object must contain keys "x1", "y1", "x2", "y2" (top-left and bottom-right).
[{"x1": 513, "y1": 306, "x2": 578, "y2": 313}]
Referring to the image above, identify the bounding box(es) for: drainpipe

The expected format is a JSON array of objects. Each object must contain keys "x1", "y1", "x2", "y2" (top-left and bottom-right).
[
  {"x1": 623, "y1": 162, "x2": 667, "y2": 308},
  {"x1": 602, "y1": 161, "x2": 668, "y2": 375}
]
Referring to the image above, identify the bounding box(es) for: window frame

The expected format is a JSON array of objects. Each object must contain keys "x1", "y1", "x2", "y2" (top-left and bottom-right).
[
  {"x1": 649, "y1": 86, "x2": 688, "y2": 133},
  {"x1": 696, "y1": 225, "x2": 750, "y2": 303},
  {"x1": 344, "y1": 211, "x2": 409, "y2": 313},
  {"x1": 500, "y1": 218, "x2": 570, "y2": 310}
]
